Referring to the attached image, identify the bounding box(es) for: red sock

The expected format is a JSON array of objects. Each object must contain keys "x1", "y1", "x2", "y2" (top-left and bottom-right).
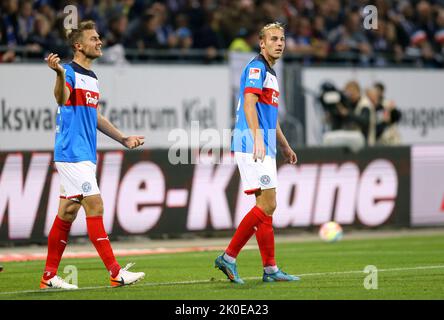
[
  {"x1": 225, "y1": 206, "x2": 266, "y2": 258},
  {"x1": 43, "y1": 216, "x2": 72, "y2": 280},
  {"x1": 86, "y1": 216, "x2": 120, "y2": 278},
  {"x1": 255, "y1": 213, "x2": 276, "y2": 267}
]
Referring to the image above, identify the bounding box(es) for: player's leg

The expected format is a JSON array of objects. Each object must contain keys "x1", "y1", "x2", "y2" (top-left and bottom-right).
[
  {"x1": 214, "y1": 153, "x2": 269, "y2": 284},
  {"x1": 81, "y1": 194, "x2": 145, "y2": 287},
  {"x1": 40, "y1": 198, "x2": 81, "y2": 289},
  {"x1": 255, "y1": 189, "x2": 299, "y2": 282},
  {"x1": 255, "y1": 188, "x2": 277, "y2": 271},
  {"x1": 215, "y1": 203, "x2": 267, "y2": 284}
]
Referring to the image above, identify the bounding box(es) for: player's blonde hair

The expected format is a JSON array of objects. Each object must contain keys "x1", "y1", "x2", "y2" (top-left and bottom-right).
[
  {"x1": 259, "y1": 22, "x2": 285, "y2": 40},
  {"x1": 66, "y1": 20, "x2": 97, "y2": 51}
]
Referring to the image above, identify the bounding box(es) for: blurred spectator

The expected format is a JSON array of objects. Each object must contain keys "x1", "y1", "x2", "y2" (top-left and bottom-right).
[
  {"x1": 35, "y1": 2, "x2": 56, "y2": 27},
  {"x1": 193, "y1": 10, "x2": 225, "y2": 61},
  {"x1": 388, "y1": 0, "x2": 416, "y2": 48},
  {"x1": 1, "y1": 0, "x2": 20, "y2": 46},
  {"x1": 180, "y1": 0, "x2": 207, "y2": 33},
  {"x1": 0, "y1": 19, "x2": 16, "y2": 62},
  {"x1": 434, "y1": 8, "x2": 444, "y2": 65},
  {"x1": 172, "y1": 12, "x2": 193, "y2": 50},
  {"x1": 368, "y1": 19, "x2": 403, "y2": 65},
  {"x1": 148, "y1": 2, "x2": 177, "y2": 48},
  {"x1": 329, "y1": 10, "x2": 372, "y2": 64},
  {"x1": 17, "y1": 0, "x2": 35, "y2": 44},
  {"x1": 217, "y1": 0, "x2": 254, "y2": 48},
  {"x1": 372, "y1": 82, "x2": 402, "y2": 145},
  {"x1": 101, "y1": 13, "x2": 129, "y2": 64},
  {"x1": 105, "y1": 13, "x2": 128, "y2": 47},
  {"x1": 405, "y1": 29, "x2": 437, "y2": 67},
  {"x1": 228, "y1": 27, "x2": 257, "y2": 52},
  {"x1": 258, "y1": 0, "x2": 287, "y2": 24},
  {"x1": 286, "y1": 16, "x2": 328, "y2": 63},
  {"x1": 25, "y1": 14, "x2": 58, "y2": 58},
  {"x1": 319, "y1": 0, "x2": 343, "y2": 33},
  {"x1": 415, "y1": 0, "x2": 436, "y2": 40},
  {"x1": 125, "y1": 13, "x2": 165, "y2": 50},
  {"x1": 79, "y1": 0, "x2": 105, "y2": 34}
]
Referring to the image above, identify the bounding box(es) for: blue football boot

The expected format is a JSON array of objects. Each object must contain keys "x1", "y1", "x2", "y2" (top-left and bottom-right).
[
  {"x1": 262, "y1": 269, "x2": 300, "y2": 282},
  {"x1": 214, "y1": 255, "x2": 244, "y2": 284}
]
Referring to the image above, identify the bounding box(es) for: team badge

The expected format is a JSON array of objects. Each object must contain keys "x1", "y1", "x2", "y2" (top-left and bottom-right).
[
  {"x1": 260, "y1": 175, "x2": 271, "y2": 186},
  {"x1": 248, "y1": 68, "x2": 261, "y2": 80},
  {"x1": 82, "y1": 182, "x2": 92, "y2": 193}
]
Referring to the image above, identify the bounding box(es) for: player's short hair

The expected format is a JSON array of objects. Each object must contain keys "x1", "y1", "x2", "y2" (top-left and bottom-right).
[
  {"x1": 66, "y1": 20, "x2": 97, "y2": 51},
  {"x1": 259, "y1": 22, "x2": 285, "y2": 40}
]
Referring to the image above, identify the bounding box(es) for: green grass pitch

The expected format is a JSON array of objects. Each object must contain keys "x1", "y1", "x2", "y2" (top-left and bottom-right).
[{"x1": 1, "y1": 233, "x2": 444, "y2": 300}]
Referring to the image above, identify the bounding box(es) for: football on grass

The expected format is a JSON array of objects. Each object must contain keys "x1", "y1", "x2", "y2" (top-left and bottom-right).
[{"x1": 319, "y1": 221, "x2": 343, "y2": 242}]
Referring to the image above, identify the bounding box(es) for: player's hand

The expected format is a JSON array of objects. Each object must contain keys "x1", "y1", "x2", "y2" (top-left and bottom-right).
[
  {"x1": 281, "y1": 145, "x2": 297, "y2": 164},
  {"x1": 253, "y1": 134, "x2": 266, "y2": 162},
  {"x1": 122, "y1": 135, "x2": 145, "y2": 149},
  {"x1": 45, "y1": 53, "x2": 64, "y2": 74}
]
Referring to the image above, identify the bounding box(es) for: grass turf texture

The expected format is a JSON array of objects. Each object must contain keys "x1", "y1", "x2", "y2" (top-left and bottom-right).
[{"x1": 1, "y1": 233, "x2": 444, "y2": 300}]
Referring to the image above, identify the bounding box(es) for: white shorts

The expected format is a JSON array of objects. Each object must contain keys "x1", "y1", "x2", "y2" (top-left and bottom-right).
[
  {"x1": 55, "y1": 161, "x2": 100, "y2": 201},
  {"x1": 234, "y1": 152, "x2": 277, "y2": 195}
]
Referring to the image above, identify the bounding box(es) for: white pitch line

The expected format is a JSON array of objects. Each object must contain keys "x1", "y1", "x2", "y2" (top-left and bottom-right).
[{"x1": 1, "y1": 264, "x2": 444, "y2": 296}]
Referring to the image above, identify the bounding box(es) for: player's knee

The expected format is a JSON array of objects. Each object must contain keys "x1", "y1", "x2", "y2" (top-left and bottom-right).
[
  {"x1": 60, "y1": 208, "x2": 78, "y2": 223},
  {"x1": 260, "y1": 201, "x2": 276, "y2": 216},
  {"x1": 90, "y1": 202, "x2": 104, "y2": 216},
  {"x1": 267, "y1": 202, "x2": 277, "y2": 216},
  {"x1": 83, "y1": 196, "x2": 104, "y2": 216}
]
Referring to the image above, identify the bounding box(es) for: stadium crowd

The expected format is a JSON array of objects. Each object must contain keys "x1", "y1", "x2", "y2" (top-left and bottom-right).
[{"x1": 1, "y1": 0, "x2": 444, "y2": 66}]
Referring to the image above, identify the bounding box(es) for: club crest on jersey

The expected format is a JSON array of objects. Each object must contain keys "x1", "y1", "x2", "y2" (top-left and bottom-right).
[
  {"x1": 260, "y1": 175, "x2": 271, "y2": 186},
  {"x1": 248, "y1": 68, "x2": 261, "y2": 80},
  {"x1": 82, "y1": 182, "x2": 92, "y2": 193}
]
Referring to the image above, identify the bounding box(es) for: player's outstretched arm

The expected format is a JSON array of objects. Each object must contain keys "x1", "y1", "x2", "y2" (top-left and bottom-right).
[
  {"x1": 97, "y1": 109, "x2": 145, "y2": 149},
  {"x1": 45, "y1": 53, "x2": 70, "y2": 105},
  {"x1": 277, "y1": 121, "x2": 297, "y2": 164}
]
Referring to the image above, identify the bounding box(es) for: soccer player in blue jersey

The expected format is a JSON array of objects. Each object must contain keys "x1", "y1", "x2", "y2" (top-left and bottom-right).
[
  {"x1": 41, "y1": 21, "x2": 145, "y2": 289},
  {"x1": 215, "y1": 22, "x2": 300, "y2": 284}
]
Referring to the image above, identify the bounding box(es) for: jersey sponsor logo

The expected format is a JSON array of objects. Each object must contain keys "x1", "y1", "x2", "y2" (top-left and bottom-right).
[
  {"x1": 85, "y1": 91, "x2": 99, "y2": 107},
  {"x1": 66, "y1": 89, "x2": 100, "y2": 108},
  {"x1": 259, "y1": 88, "x2": 279, "y2": 107},
  {"x1": 248, "y1": 68, "x2": 261, "y2": 80},
  {"x1": 272, "y1": 91, "x2": 279, "y2": 105}
]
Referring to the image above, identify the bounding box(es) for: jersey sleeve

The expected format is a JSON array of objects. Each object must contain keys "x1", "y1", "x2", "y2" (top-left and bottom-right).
[
  {"x1": 64, "y1": 64, "x2": 75, "y2": 93},
  {"x1": 243, "y1": 61, "x2": 266, "y2": 96}
]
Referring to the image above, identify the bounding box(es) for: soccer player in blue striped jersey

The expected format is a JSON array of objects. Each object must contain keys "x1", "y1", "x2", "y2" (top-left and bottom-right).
[
  {"x1": 215, "y1": 22, "x2": 300, "y2": 283},
  {"x1": 41, "y1": 21, "x2": 145, "y2": 290}
]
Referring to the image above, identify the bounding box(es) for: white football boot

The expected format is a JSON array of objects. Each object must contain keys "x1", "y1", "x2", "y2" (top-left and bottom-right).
[
  {"x1": 40, "y1": 275, "x2": 78, "y2": 290},
  {"x1": 110, "y1": 263, "x2": 145, "y2": 287}
]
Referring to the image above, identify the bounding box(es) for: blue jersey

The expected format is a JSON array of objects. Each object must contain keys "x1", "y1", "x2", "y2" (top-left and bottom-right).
[
  {"x1": 231, "y1": 54, "x2": 279, "y2": 158},
  {"x1": 54, "y1": 62, "x2": 99, "y2": 163}
]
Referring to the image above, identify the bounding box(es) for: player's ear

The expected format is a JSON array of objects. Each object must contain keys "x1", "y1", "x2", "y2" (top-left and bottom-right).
[{"x1": 74, "y1": 41, "x2": 81, "y2": 52}]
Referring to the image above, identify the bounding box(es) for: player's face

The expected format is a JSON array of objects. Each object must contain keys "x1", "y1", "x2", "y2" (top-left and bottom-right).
[
  {"x1": 79, "y1": 29, "x2": 103, "y2": 59},
  {"x1": 261, "y1": 28, "x2": 285, "y2": 60}
]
